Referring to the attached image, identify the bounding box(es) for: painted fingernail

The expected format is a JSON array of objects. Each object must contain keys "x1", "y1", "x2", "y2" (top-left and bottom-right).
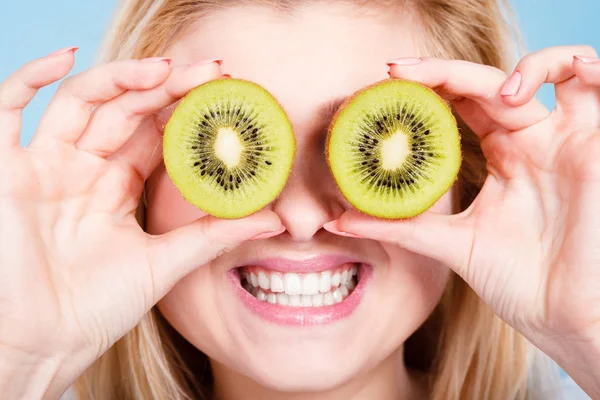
[
  {"x1": 386, "y1": 57, "x2": 422, "y2": 66},
  {"x1": 250, "y1": 226, "x2": 286, "y2": 241},
  {"x1": 49, "y1": 46, "x2": 79, "y2": 56},
  {"x1": 222, "y1": 74, "x2": 232, "y2": 78},
  {"x1": 190, "y1": 58, "x2": 223, "y2": 67},
  {"x1": 323, "y1": 221, "x2": 362, "y2": 238},
  {"x1": 501, "y1": 71, "x2": 522, "y2": 96},
  {"x1": 574, "y1": 55, "x2": 600, "y2": 64},
  {"x1": 141, "y1": 57, "x2": 172, "y2": 64}
]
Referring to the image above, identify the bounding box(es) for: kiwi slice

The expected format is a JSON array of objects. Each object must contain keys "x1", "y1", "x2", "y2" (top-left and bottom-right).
[
  {"x1": 327, "y1": 79, "x2": 461, "y2": 219},
  {"x1": 163, "y1": 78, "x2": 295, "y2": 219}
]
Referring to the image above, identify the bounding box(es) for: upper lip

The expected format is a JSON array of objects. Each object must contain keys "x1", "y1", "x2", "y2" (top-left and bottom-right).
[{"x1": 237, "y1": 254, "x2": 366, "y2": 274}]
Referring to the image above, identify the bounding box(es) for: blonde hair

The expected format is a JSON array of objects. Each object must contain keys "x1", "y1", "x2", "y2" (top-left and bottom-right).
[{"x1": 75, "y1": 1, "x2": 559, "y2": 399}]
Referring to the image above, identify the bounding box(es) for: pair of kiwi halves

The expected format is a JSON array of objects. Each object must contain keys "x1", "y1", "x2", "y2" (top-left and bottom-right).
[{"x1": 163, "y1": 78, "x2": 461, "y2": 220}]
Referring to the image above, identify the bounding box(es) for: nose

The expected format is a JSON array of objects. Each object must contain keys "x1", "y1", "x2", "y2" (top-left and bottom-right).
[{"x1": 271, "y1": 147, "x2": 344, "y2": 242}]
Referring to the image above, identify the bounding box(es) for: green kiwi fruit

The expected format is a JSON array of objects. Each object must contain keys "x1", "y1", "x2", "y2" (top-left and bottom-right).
[
  {"x1": 326, "y1": 79, "x2": 461, "y2": 219},
  {"x1": 163, "y1": 78, "x2": 295, "y2": 219}
]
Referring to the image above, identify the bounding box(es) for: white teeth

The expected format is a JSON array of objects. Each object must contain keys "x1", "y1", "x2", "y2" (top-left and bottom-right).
[
  {"x1": 301, "y1": 294, "x2": 312, "y2": 307},
  {"x1": 339, "y1": 285, "x2": 349, "y2": 297},
  {"x1": 324, "y1": 292, "x2": 334, "y2": 305},
  {"x1": 341, "y1": 269, "x2": 349, "y2": 284},
  {"x1": 271, "y1": 273, "x2": 284, "y2": 293},
  {"x1": 345, "y1": 279, "x2": 356, "y2": 291},
  {"x1": 244, "y1": 264, "x2": 359, "y2": 306},
  {"x1": 250, "y1": 272, "x2": 259, "y2": 287},
  {"x1": 332, "y1": 288, "x2": 343, "y2": 304},
  {"x1": 289, "y1": 295, "x2": 301, "y2": 307},
  {"x1": 319, "y1": 271, "x2": 332, "y2": 293},
  {"x1": 277, "y1": 293, "x2": 289, "y2": 306},
  {"x1": 312, "y1": 293, "x2": 324, "y2": 306},
  {"x1": 283, "y1": 273, "x2": 302, "y2": 295},
  {"x1": 258, "y1": 271, "x2": 270, "y2": 290},
  {"x1": 302, "y1": 273, "x2": 320, "y2": 295},
  {"x1": 250, "y1": 282, "x2": 353, "y2": 307},
  {"x1": 331, "y1": 272, "x2": 341, "y2": 287}
]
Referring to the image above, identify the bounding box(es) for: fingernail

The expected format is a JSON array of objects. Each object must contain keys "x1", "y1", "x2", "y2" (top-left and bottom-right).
[
  {"x1": 574, "y1": 55, "x2": 600, "y2": 64},
  {"x1": 386, "y1": 57, "x2": 422, "y2": 66},
  {"x1": 190, "y1": 58, "x2": 222, "y2": 67},
  {"x1": 50, "y1": 46, "x2": 79, "y2": 56},
  {"x1": 222, "y1": 74, "x2": 232, "y2": 78},
  {"x1": 323, "y1": 221, "x2": 362, "y2": 238},
  {"x1": 250, "y1": 226, "x2": 286, "y2": 241},
  {"x1": 141, "y1": 57, "x2": 172, "y2": 64},
  {"x1": 500, "y1": 71, "x2": 522, "y2": 96}
]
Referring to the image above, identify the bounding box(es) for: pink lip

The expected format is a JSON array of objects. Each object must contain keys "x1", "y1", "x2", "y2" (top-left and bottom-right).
[
  {"x1": 229, "y1": 264, "x2": 372, "y2": 326},
  {"x1": 238, "y1": 254, "x2": 363, "y2": 273}
]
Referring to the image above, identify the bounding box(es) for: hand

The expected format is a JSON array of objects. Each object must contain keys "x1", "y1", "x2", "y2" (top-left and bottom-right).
[
  {"x1": 325, "y1": 46, "x2": 600, "y2": 392},
  {"x1": 0, "y1": 50, "x2": 283, "y2": 398}
]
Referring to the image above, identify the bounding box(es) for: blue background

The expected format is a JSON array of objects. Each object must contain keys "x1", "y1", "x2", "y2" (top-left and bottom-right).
[
  {"x1": 1, "y1": 1, "x2": 599, "y2": 145},
  {"x1": 0, "y1": 0, "x2": 597, "y2": 388}
]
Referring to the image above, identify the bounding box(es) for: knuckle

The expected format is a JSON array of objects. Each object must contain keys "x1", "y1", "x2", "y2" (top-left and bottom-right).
[
  {"x1": 0, "y1": 76, "x2": 34, "y2": 110},
  {"x1": 515, "y1": 52, "x2": 537, "y2": 70},
  {"x1": 574, "y1": 44, "x2": 598, "y2": 57},
  {"x1": 112, "y1": 60, "x2": 165, "y2": 89},
  {"x1": 55, "y1": 75, "x2": 77, "y2": 96}
]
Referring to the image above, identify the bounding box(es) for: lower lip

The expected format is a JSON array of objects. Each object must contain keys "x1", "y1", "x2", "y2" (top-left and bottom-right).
[{"x1": 229, "y1": 264, "x2": 372, "y2": 326}]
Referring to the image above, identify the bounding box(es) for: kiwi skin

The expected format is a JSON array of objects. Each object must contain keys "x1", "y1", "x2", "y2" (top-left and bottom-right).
[
  {"x1": 163, "y1": 78, "x2": 296, "y2": 219},
  {"x1": 325, "y1": 78, "x2": 462, "y2": 220}
]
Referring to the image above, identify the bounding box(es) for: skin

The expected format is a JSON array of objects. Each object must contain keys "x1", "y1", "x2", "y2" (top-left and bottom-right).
[
  {"x1": 0, "y1": 2, "x2": 600, "y2": 400},
  {"x1": 148, "y1": 4, "x2": 449, "y2": 399}
]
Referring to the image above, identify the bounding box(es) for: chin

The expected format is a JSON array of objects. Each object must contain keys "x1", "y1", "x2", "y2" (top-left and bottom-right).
[
  {"x1": 158, "y1": 244, "x2": 450, "y2": 394},
  {"x1": 231, "y1": 343, "x2": 368, "y2": 392}
]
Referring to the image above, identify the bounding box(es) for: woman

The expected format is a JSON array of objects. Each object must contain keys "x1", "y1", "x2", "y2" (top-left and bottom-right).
[{"x1": 1, "y1": 0, "x2": 598, "y2": 399}]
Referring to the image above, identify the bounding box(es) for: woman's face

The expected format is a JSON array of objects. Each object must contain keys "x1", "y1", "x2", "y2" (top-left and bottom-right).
[{"x1": 147, "y1": 3, "x2": 452, "y2": 394}]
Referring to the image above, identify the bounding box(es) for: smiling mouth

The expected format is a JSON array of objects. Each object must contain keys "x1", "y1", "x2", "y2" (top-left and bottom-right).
[{"x1": 239, "y1": 262, "x2": 360, "y2": 307}]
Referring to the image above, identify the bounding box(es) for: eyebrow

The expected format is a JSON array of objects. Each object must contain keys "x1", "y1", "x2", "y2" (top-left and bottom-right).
[{"x1": 318, "y1": 96, "x2": 349, "y2": 124}]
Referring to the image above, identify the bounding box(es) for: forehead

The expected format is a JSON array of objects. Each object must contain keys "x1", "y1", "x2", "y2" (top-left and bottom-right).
[{"x1": 167, "y1": 3, "x2": 423, "y2": 121}]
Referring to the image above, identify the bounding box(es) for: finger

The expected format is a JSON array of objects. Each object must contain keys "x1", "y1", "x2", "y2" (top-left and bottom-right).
[
  {"x1": 30, "y1": 57, "x2": 172, "y2": 148},
  {"x1": 324, "y1": 210, "x2": 475, "y2": 280},
  {"x1": 387, "y1": 58, "x2": 550, "y2": 136},
  {"x1": 574, "y1": 56, "x2": 600, "y2": 86},
  {"x1": 0, "y1": 47, "x2": 76, "y2": 147},
  {"x1": 501, "y1": 45, "x2": 599, "y2": 114},
  {"x1": 147, "y1": 209, "x2": 285, "y2": 296},
  {"x1": 573, "y1": 56, "x2": 600, "y2": 126},
  {"x1": 108, "y1": 117, "x2": 164, "y2": 181},
  {"x1": 78, "y1": 59, "x2": 222, "y2": 158}
]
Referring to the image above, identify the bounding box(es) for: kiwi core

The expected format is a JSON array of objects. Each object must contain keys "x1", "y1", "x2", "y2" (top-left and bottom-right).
[
  {"x1": 215, "y1": 127, "x2": 243, "y2": 168},
  {"x1": 381, "y1": 130, "x2": 410, "y2": 171}
]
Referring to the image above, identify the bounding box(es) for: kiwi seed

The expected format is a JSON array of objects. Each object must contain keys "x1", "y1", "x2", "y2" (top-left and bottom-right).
[{"x1": 326, "y1": 79, "x2": 461, "y2": 219}]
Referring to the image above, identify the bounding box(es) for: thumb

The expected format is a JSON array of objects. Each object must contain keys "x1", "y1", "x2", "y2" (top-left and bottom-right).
[
  {"x1": 324, "y1": 210, "x2": 475, "y2": 279},
  {"x1": 147, "y1": 209, "x2": 284, "y2": 296}
]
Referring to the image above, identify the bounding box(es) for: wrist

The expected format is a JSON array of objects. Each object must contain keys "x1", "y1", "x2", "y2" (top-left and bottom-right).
[
  {"x1": 539, "y1": 331, "x2": 600, "y2": 398},
  {"x1": 0, "y1": 345, "x2": 66, "y2": 400}
]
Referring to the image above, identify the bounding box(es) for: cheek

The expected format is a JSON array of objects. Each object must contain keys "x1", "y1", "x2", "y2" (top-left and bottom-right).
[
  {"x1": 382, "y1": 245, "x2": 450, "y2": 313},
  {"x1": 145, "y1": 165, "x2": 209, "y2": 234},
  {"x1": 157, "y1": 266, "x2": 231, "y2": 360},
  {"x1": 380, "y1": 189, "x2": 454, "y2": 317}
]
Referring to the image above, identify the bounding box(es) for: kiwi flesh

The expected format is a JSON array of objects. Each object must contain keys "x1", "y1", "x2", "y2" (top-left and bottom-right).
[
  {"x1": 163, "y1": 78, "x2": 295, "y2": 219},
  {"x1": 326, "y1": 79, "x2": 461, "y2": 219}
]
